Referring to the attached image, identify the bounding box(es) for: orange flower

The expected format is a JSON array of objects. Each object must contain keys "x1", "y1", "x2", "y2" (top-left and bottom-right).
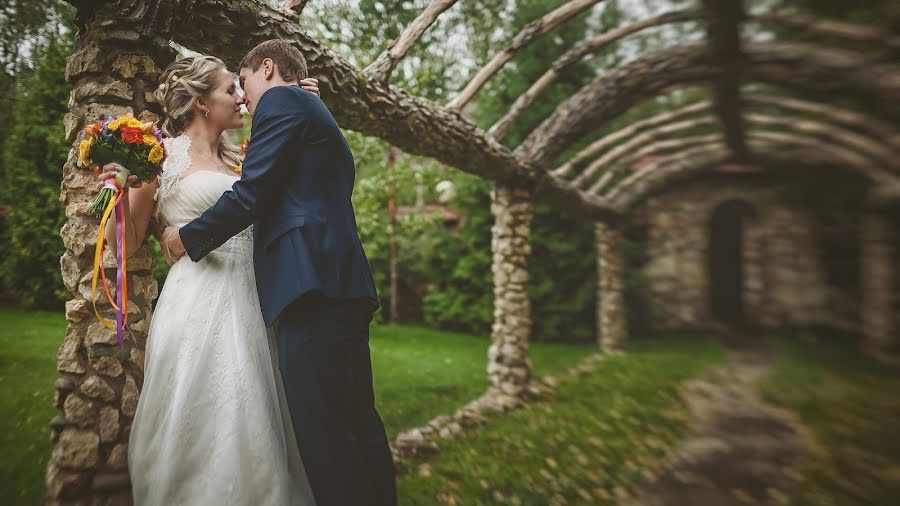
[
  {"x1": 240, "y1": 138, "x2": 250, "y2": 154},
  {"x1": 84, "y1": 123, "x2": 102, "y2": 137},
  {"x1": 121, "y1": 127, "x2": 144, "y2": 144}
]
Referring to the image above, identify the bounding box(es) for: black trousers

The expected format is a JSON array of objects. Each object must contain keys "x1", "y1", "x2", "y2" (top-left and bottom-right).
[{"x1": 275, "y1": 294, "x2": 397, "y2": 506}]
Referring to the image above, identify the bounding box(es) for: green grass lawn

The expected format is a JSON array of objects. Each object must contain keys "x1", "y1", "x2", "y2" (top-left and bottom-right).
[
  {"x1": 15, "y1": 305, "x2": 897, "y2": 506},
  {"x1": 371, "y1": 324, "x2": 594, "y2": 437},
  {"x1": 0, "y1": 305, "x2": 63, "y2": 506},
  {"x1": 760, "y1": 337, "x2": 900, "y2": 506},
  {"x1": 0, "y1": 305, "x2": 592, "y2": 505},
  {"x1": 397, "y1": 337, "x2": 724, "y2": 505}
]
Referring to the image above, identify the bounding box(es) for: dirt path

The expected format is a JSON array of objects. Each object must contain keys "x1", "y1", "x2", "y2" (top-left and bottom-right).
[{"x1": 619, "y1": 346, "x2": 808, "y2": 505}]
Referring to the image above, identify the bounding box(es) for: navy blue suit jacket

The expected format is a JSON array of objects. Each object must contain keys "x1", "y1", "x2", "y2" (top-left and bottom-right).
[{"x1": 179, "y1": 85, "x2": 378, "y2": 327}]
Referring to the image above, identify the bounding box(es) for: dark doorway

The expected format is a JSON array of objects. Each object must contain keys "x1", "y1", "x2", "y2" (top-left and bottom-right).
[{"x1": 708, "y1": 199, "x2": 756, "y2": 327}]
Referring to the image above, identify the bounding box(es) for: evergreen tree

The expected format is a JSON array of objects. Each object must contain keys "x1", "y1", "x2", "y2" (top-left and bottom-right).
[{"x1": 1, "y1": 30, "x2": 73, "y2": 307}]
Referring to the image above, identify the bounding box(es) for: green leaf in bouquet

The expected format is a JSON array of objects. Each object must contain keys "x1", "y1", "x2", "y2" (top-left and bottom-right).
[{"x1": 89, "y1": 136, "x2": 161, "y2": 182}]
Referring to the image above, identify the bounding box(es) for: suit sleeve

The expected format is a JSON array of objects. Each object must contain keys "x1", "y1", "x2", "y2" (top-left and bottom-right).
[{"x1": 179, "y1": 87, "x2": 307, "y2": 262}]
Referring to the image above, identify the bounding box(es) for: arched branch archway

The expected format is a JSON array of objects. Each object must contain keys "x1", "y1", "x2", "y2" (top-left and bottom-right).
[{"x1": 516, "y1": 43, "x2": 900, "y2": 172}]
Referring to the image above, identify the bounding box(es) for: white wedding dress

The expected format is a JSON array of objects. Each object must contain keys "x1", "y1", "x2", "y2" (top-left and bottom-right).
[{"x1": 128, "y1": 134, "x2": 316, "y2": 505}]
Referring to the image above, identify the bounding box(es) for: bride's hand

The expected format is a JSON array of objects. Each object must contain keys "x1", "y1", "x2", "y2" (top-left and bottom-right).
[
  {"x1": 299, "y1": 78, "x2": 320, "y2": 97},
  {"x1": 161, "y1": 225, "x2": 186, "y2": 266},
  {"x1": 97, "y1": 163, "x2": 141, "y2": 189}
]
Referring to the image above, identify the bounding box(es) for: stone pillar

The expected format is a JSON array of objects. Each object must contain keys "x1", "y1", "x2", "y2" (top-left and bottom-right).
[
  {"x1": 596, "y1": 222, "x2": 628, "y2": 352},
  {"x1": 486, "y1": 182, "x2": 534, "y2": 405},
  {"x1": 48, "y1": 5, "x2": 173, "y2": 504},
  {"x1": 861, "y1": 211, "x2": 895, "y2": 355}
]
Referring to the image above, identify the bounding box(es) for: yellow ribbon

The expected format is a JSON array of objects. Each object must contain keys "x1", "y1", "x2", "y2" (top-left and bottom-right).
[{"x1": 91, "y1": 186, "x2": 120, "y2": 330}]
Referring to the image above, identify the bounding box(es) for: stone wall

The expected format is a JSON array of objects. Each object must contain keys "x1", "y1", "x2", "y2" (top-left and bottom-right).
[
  {"x1": 895, "y1": 213, "x2": 900, "y2": 351},
  {"x1": 861, "y1": 211, "x2": 896, "y2": 354},
  {"x1": 637, "y1": 179, "x2": 842, "y2": 332}
]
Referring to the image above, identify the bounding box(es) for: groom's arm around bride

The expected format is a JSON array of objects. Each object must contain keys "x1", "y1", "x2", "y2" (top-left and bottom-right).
[{"x1": 164, "y1": 40, "x2": 396, "y2": 506}]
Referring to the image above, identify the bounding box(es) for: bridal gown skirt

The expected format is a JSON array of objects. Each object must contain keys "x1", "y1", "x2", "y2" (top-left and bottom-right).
[{"x1": 128, "y1": 231, "x2": 315, "y2": 505}]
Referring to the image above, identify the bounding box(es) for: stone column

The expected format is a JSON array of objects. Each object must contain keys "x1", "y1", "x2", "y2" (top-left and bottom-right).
[
  {"x1": 486, "y1": 182, "x2": 534, "y2": 406},
  {"x1": 861, "y1": 211, "x2": 895, "y2": 355},
  {"x1": 596, "y1": 222, "x2": 628, "y2": 352},
  {"x1": 48, "y1": 5, "x2": 174, "y2": 504}
]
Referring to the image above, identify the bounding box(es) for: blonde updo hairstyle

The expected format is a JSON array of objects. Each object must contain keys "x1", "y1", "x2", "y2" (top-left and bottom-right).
[{"x1": 155, "y1": 55, "x2": 242, "y2": 169}]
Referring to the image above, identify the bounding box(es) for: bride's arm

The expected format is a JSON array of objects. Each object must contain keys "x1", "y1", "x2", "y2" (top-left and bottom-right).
[{"x1": 97, "y1": 166, "x2": 159, "y2": 258}]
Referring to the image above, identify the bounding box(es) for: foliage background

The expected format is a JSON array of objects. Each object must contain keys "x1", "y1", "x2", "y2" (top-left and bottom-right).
[{"x1": 0, "y1": 1, "x2": 73, "y2": 308}]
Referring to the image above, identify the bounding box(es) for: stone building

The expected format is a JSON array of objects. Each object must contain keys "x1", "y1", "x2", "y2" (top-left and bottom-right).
[{"x1": 632, "y1": 171, "x2": 889, "y2": 337}]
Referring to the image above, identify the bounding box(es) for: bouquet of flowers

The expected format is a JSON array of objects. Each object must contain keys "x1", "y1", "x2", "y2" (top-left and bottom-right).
[
  {"x1": 77, "y1": 113, "x2": 166, "y2": 346},
  {"x1": 79, "y1": 114, "x2": 166, "y2": 215}
]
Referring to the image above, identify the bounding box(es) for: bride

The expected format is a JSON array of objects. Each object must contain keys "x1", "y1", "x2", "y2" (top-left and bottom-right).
[{"x1": 96, "y1": 55, "x2": 320, "y2": 505}]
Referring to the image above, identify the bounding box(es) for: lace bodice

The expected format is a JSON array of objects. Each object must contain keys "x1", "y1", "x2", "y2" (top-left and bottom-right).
[
  {"x1": 155, "y1": 134, "x2": 250, "y2": 240},
  {"x1": 155, "y1": 134, "x2": 193, "y2": 205}
]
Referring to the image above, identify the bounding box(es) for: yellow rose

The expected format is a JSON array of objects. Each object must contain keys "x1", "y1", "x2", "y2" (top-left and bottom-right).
[
  {"x1": 140, "y1": 121, "x2": 156, "y2": 134},
  {"x1": 126, "y1": 117, "x2": 142, "y2": 129},
  {"x1": 148, "y1": 144, "x2": 164, "y2": 164},
  {"x1": 107, "y1": 117, "x2": 123, "y2": 132},
  {"x1": 143, "y1": 134, "x2": 158, "y2": 147},
  {"x1": 79, "y1": 139, "x2": 92, "y2": 167}
]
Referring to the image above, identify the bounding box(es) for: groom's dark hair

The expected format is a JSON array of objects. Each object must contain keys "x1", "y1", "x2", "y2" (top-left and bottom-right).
[{"x1": 240, "y1": 39, "x2": 308, "y2": 82}]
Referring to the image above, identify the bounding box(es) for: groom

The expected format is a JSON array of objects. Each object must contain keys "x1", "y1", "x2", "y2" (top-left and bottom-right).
[{"x1": 163, "y1": 40, "x2": 397, "y2": 505}]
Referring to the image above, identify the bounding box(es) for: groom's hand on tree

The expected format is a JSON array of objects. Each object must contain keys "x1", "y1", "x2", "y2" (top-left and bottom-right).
[{"x1": 161, "y1": 226, "x2": 187, "y2": 266}]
